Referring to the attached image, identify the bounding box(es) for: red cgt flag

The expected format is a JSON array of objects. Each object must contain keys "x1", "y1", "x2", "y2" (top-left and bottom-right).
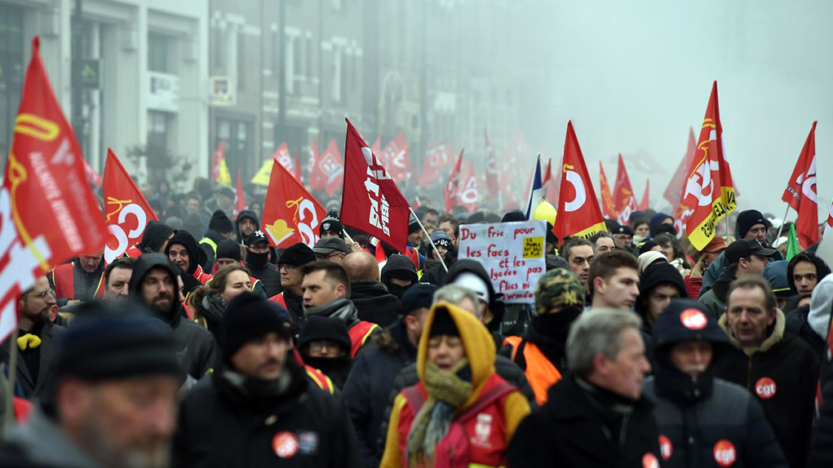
[
  {"x1": 211, "y1": 141, "x2": 224, "y2": 181},
  {"x1": 458, "y1": 160, "x2": 480, "y2": 213},
  {"x1": 553, "y1": 121, "x2": 606, "y2": 241},
  {"x1": 83, "y1": 158, "x2": 103, "y2": 189},
  {"x1": 262, "y1": 159, "x2": 328, "y2": 249},
  {"x1": 419, "y1": 141, "x2": 453, "y2": 188},
  {"x1": 639, "y1": 178, "x2": 651, "y2": 211},
  {"x1": 309, "y1": 139, "x2": 344, "y2": 196},
  {"x1": 664, "y1": 128, "x2": 697, "y2": 209},
  {"x1": 379, "y1": 131, "x2": 411, "y2": 184},
  {"x1": 613, "y1": 154, "x2": 638, "y2": 226},
  {"x1": 234, "y1": 170, "x2": 246, "y2": 218},
  {"x1": 293, "y1": 150, "x2": 303, "y2": 183},
  {"x1": 542, "y1": 158, "x2": 561, "y2": 205},
  {"x1": 682, "y1": 81, "x2": 737, "y2": 251},
  {"x1": 485, "y1": 129, "x2": 500, "y2": 198},
  {"x1": 341, "y1": 119, "x2": 410, "y2": 253},
  {"x1": 599, "y1": 161, "x2": 617, "y2": 219},
  {"x1": 0, "y1": 37, "x2": 106, "y2": 341},
  {"x1": 782, "y1": 122, "x2": 819, "y2": 247},
  {"x1": 444, "y1": 149, "x2": 465, "y2": 213},
  {"x1": 103, "y1": 148, "x2": 158, "y2": 263},
  {"x1": 274, "y1": 142, "x2": 294, "y2": 174}
]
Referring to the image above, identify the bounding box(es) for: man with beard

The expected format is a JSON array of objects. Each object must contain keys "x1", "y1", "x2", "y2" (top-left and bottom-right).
[
  {"x1": 2, "y1": 305, "x2": 181, "y2": 468},
  {"x1": 343, "y1": 251, "x2": 400, "y2": 327},
  {"x1": 235, "y1": 210, "x2": 260, "y2": 243},
  {"x1": 297, "y1": 316, "x2": 353, "y2": 389},
  {"x1": 642, "y1": 299, "x2": 787, "y2": 468},
  {"x1": 270, "y1": 242, "x2": 317, "y2": 326},
  {"x1": 0, "y1": 277, "x2": 63, "y2": 399},
  {"x1": 129, "y1": 253, "x2": 217, "y2": 380},
  {"x1": 173, "y1": 293, "x2": 360, "y2": 468},
  {"x1": 301, "y1": 261, "x2": 379, "y2": 358},
  {"x1": 245, "y1": 231, "x2": 282, "y2": 297},
  {"x1": 50, "y1": 251, "x2": 106, "y2": 305},
  {"x1": 502, "y1": 268, "x2": 584, "y2": 405},
  {"x1": 380, "y1": 255, "x2": 419, "y2": 300}
]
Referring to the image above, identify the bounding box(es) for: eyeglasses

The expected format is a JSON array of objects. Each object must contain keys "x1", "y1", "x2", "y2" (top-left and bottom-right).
[{"x1": 278, "y1": 264, "x2": 297, "y2": 272}]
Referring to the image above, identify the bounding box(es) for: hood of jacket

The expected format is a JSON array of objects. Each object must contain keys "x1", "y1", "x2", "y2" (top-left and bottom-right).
[
  {"x1": 380, "y1": 254, "x2": 419, "y2": 283},
  {"x1": 165, "y1": 230, "x2": 206, "y2": 275},
  {"x1": 718, "y1": 307, "x2": 786, "y2": 356},
  {"x1": 764, "y1": 260, "x2": 791, "y2": 297},
  {"x1": 128, "y1": 253, "x2": 182, "y2": 325},
  {"x1": 635, "y1": 262, "x2": 687, "y2": 322},
  {"x1": 711, "y1": 268, "x2": 737, "y2": 302},
  {"x1": 649, "y1": 213, "x2": 673, "y2": 237},
  {"x1": 416, "y1": 302, "x2": 496, "y2": 409},
  {"x1": 808, "y1": 274, "x2": 833, "y2": 340},
  {"x1": 444, "y1": 259, "x2": 497, "y2": 307},
  {"x1": 234, "y1": 210, "x2": 260, "y2": 241},
  {"x1": 787, "y1": 251, "x2": 832, "y2": 295},
  {"x1": 350, "y1": 280, "x2": 402, "y2": 326},
  {"x1": 138, "y1": 221, "x2": 175, "y2": 253}
]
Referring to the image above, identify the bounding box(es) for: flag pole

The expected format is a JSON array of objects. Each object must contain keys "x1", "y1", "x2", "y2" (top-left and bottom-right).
[
  {"x1": 4, "y1": 329, "x2": 19, "y2": 431},
  {"x1": 774, "y1": 202, "x2": 792, "y2": 243},
  {"x1": 409, "y1": 207, "x2": 448, "y2": 272}
]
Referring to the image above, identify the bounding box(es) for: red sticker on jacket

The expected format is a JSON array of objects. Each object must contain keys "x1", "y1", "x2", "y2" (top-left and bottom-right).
[
  {"x1": 755, "y1": 377, "x2": 777, "y2": 399},
  {"x1": 680, "y1": 309, "x2": 707, "y2": 330},
  {"x1": 659, "y1": 435, "x2": 673, "y2": 461},
  {"x1": 273, "y1": 431, "x2": 299, "y2": 459},
  {"x1": 642, "y1": 452, "x2": 660, "y2": 468},
  {"x1": 713, "y1": 440, "x2": 737, "y2": 467}
]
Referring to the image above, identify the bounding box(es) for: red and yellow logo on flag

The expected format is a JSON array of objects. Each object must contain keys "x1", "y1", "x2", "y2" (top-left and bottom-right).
[
  {"x1": 103, "y1": 148, "x2": 158, "y2": 263},
  {"x1": 613, "y1": 154, "x2": 638, "y2": 226},
  {"x1": 553, "y1": 121, "x2": 606, "y2": 240},
  {"x1": 682, "y1": 82, "x2": 736, "y2": 250},
  {"x1": 599, "y1": 161, "x2": 616, "y2": 219},
  {"x1": 261, "y1": 159, "x2": 327, "y2": 249}
]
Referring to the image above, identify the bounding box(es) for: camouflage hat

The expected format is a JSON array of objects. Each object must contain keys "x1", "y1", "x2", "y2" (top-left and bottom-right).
[{"x1": 535, "y1": 268, "x2": 585, "y2": 314}]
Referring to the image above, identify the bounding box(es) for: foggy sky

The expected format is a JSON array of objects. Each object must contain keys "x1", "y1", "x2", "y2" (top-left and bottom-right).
[{"x1": 523, "y1": 0, "x2": 833, "y2": 220}]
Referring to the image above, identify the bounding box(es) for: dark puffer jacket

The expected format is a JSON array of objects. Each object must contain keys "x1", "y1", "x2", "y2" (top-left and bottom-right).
[{"x1": 350, "y1": 280, "x2": 401, "y2": 327}]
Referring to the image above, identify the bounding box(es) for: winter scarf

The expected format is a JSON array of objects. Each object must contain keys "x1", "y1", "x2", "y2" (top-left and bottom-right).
[
  {"x1": 303, "y1": 298, "x2": 359, "y2": 323},
  {"x1": 200, "y1": 293, "x2": 228, "y2": 325},
  {"x1": 406, "y1": 359, "x2": 473, "y2": 466}
]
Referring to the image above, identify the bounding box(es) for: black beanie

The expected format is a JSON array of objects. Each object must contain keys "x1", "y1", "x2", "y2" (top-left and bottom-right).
[
  {"x1": 639, "y1": 240, "x2": 660, "y2": 255},
  {"x1": 296, "y1": 316, "x2": 351, "y2": 353},
  {"x1": 216, "y1": 239, "x2": 242, "y2": 262},
  {"x1": 277, "y1": 242, "x2": 316, "y2": 267},
  {"x1": 56, "y1": 302, "x2": 181, "y2": 382},
  {"x1": 208, "y1": 209, "x2": 234, "y2": 234},
  {"x1": 221, "y1": 292, "x2": 291, "y2": 362},
  {"x1": 737, "y1": 210, "x2": 769, "y2": 239},
  {"x1": 429, "y1": 308, "x2": 460, "y2": 338},
  {"x1": 320, "y1": 218, "x2": 344, "y2": 237},
  {"x1": 140, "y1": 221, "x2": 176, "y2": 253},
  {"x1": 501, "y1": 211, "x2": 526, "y2": 223},
  {"x1": 165, "y1": 230, "x2": 206, "y2": 274}
]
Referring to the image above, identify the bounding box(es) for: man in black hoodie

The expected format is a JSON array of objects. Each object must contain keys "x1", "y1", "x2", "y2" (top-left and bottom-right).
[
  {"x1": 635, "y1": 262, "x2": 687, "y2": 338},
  {"x1": 343, "y1": 251, "x2": 400, "y2": 327},
  {"x1": 245, "y1": 230, "x2": 282, "y2": 297},
  {"x1": 642, "y1": 299, "x2": 787, "y2": 468},
  {"x1": 166, "y1": 230, "x2": 211, "y2": 294},
  {"x1": 129, "y1": 253, "x2": 218, "y2": 380},
  {"x1": 129, "y1": 220, "x2": 176, "y2": 256},
  {"x1": 200, "y1": 210, "x2": 235, "y2": 271},
  {"x1": 380, "y1": 254, "x2": 418, "y2": 299},
  {"x1": 235, "y1": 210, "x2": 260, "y2": 243},
  {"x1": 297, "y1": 316, "x2": 353, "y2": 389},
  {"x1": 787, "y1": 250, "x2": 831, "y2": 296}
]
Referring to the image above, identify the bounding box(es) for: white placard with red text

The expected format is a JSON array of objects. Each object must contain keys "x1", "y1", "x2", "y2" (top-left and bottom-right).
[{"x1": 458, "y1": 221, "x2": 546, "y2": 304}]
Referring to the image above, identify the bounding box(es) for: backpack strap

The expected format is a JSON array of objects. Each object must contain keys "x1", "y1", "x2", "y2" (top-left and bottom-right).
[
  {"x1": 513, "y1": 339, "x2": 528, "y2": 371},
  {"x1": 456, "y1": 381, "x2": 517, "y2": 423},
  {"x1": 402, "y1": 386, "x2": 426, "y2": 413}
]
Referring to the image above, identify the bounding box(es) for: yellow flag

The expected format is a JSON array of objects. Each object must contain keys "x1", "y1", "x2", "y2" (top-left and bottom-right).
[
  {"x1": 251, "y1": 159, "x2": 272, "y2": 186},
  {"x1": 217, "y1": 157, "x2": 232, "y2": 187}
]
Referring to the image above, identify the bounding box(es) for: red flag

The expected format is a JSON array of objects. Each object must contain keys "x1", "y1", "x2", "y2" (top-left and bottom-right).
[
  {"x1": 682, "y1": 81, "x2": 737, "y2": 250},
  {"x1": 379, "y1": 131, "x2": 410, "y2": 184},
  {"x1": 485, "y1": 129, "x2": 500, "y2": 197},
  {"x1": 444, "y1": 149, "x2": 465, "y2": 213},
  {"x1": 824, "y1": 200, "x2": 833, "y2": 239},
  {"x1": 599, "y1": 161, "x2": 617, "y2": 219},
  {"x1": 211, "y1": 141, "x2": 224, "y2": 181},
  {"x1": 0, "y1": 37, "x2": 107, "y2": 341},
  {"x1": 542, "y1": 158, "x2": 561, "y2": 204},
  {"x1": 262, "y1": 159, "x2": 328, "y2": 249},
  {"x1": 613, "y1": 154, "x2": 638, "y2": 226},
  {"x1": 103, "y1": 148, "x2": 159, "y2": 263},
  {"x1": 553, "y1": 121, "x2": 606, "y2": 240},
  {"x1": 638, "y1": 178, "x2": 651, "y2": 211},
  {"x1": 341, "y1": 119, "x2": 410, "y2": 252},
  {"x1": 83, "y1": 158, "x2": 103, "y2": 189},
  {"x1": 419, "y1": 141, "x2": 453, "y2": 187},
  {"x1": 458, "y1": 161, "x2": 480, "y2": 213},
  {"x1": 782, "y1": 122, "x2": 819, "y2": 247},
  {"x1": 309, "y1": 139, "x2": 344, "y2": 196},
  {"x1": 234, "y1": 170, "x2": 246, "y2": 218},
  {"x1": 273, "y1": 142, "x2": 294, "y2": 173},
  {"x1": 293, "y1": 150, "x2": 303, "y2": 183},
  {"x1": 664, "y1": 128, "x2": 697, "y2": 209},
  {"x1": 309, "y1": 138, "x2": 319, "y2": 177}
]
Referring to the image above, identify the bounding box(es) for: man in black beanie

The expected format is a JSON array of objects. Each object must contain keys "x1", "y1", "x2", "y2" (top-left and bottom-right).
[
  {"x1": 272, "y1": 242, "x2": 317, "y2": 325},
  {"x1": 3, "y1": 305, "x2": 182, "y2": 468},
  {"x1": 174, "y1": 292, "x2": 361, "y2": 468},
  {"x1": 199, "y1": 210, "x2": 235, "y2": 271},
  {"x1": 320, "y1": 217, "x2": 345, "y2": 239},
  {"x1": 297, "y1": 316, "x2": 352, "y2": 389},
  {"x1": 245, "y1": 230, "x2": 282, "y2": 297}
]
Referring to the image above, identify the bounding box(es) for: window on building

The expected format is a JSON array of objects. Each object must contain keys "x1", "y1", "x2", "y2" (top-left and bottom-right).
[
  {"x1": 213, "y1": 28, "x2": 226, "y2": 73},
  {"x1": 306, "y1": 36, "x2": 313, "y2": 82},
  {"x1": 148, "y1": 33, "x2": 170, "y2": 73},
  {"x1": 237, "y1": 31, "x2": 246, "y2": 91},
  {"x1": 285, "y1": 35, "x2": 294, "y2": 94},
  {"x1": 147, "y1": 111, "x2": 169, "y2": 151},
  {"x1": 0, "y1": 4, "x2": 24, "y2": 163},
  {"x1": 215, "y1": 117, "x2": 251, "y2": 177},
  {"x1": 293, "y1": 35, "x2": 302, "y2": 81},
  {"x1": 332, "y1": 47, "x2": 342, "y2": 102}
]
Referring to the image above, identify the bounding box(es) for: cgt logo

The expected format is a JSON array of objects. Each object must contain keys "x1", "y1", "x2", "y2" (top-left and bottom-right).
[
  {"x1": 713, "y1": 440, "x2": 736, "y2": 467},
  {"x1": 562, "y1": 164, "x2": 586, "y2": 213},
  {"x1": 286, "y1": 197, "x2": 320, "y2": 247},
  {"x1": 104, "y1": 199, "x2": 148, "y2": 263},
  {"x1": 755, "y1": 377, "x2": 777, "y2": 400}
]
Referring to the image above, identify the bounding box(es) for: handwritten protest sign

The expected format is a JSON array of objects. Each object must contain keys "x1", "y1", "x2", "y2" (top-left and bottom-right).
[{"x1": 458, "y1": 221, "x2": 546, "y2": 304}]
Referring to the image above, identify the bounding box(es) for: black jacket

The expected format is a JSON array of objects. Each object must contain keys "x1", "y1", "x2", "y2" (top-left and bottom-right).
[
  {"x1": 246, "y1": 260, "x2": 282, "y2": 298},
  {"x1": 507, "y1": 375, "x2": 662, "y2": 468},
  {"x1": 0, "y1": 322, "x2": 64, "y2": 399},
  {"x1": 137, "y1": 220, "x2": 176, "y2": 253},
  {"x1": 421, "y1": 260, "x2": 451, "y2": 286},
  {"x1": 643, "y1": 378, "x2": 787, "y2": 468},
  {"x1": 174, "y1": 362, "x2": 360, "y2": 468},
  {"x1": 786, "y1": 304, "x2": 827, "y2": 359},
  {"x1": 342, "y1": 321, "x2": 416, "y2": 468},
  {"x1": 714, "y1": 310, "x2": 819, "y2": 468},
  {"x1": 129, "y1": 253, "x2": 218, "y2": 379},
  {"x1": 349, "y1": 280, "x2": 401, "y2": 327},
  {"x1": 809, "y1": 358, "x2": 833, "y2": 468}
]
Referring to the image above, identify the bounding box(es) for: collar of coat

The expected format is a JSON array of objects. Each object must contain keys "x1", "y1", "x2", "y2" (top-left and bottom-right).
[{"x1": 718, "y1": 308, "x2": 786, "y2": 356}]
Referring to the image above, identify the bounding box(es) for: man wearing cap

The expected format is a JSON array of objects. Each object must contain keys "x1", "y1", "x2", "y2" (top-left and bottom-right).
[
  {"x1": 245, "y1": 230, "x2": 282, "y2": 297},
  {"x1": 320, "y1": 217, "x2": 345, "y2": 239},
  {"x1": 642, "y1": 299, "x2": 787, "y2": 468},
  {"x1": 421, "y1": 231, "x2": 456, "y2": 286},
  {"x1": 501, "y1": 268, "x2": 585, "y2": 405},
  {"x1": 314, "y1": 237, "x2": 351, "y2": 265},
  {"x1": 235, "y1": 209, "x2": 260, "y2": 243},
  {"x1": 0, "y1": 277, "x2": 64, "y2": 400},
  {"x1": 343, "y1": 283, "x2": 435, "y2": 468},
  {"x1": 699, "y1": 238, "x2": 775, "y2": 319},
  {"x1": 403, "y1": 218, "x2": 426, "y2": 271},
  {"x1": 174, "y1": 292, "x2": 360, "y2": 468},
  {"x1": 204, "y1": 186, "x2": 236, "y2": 221},
  {"x1": 4, "y1": 307, "x2": 182, "y2": 468},
  {"x1": 300, "y1": 261, "x2": 380, "y2": 358},
  {"x1": 271, "y1": 242, "x2": 317, "y2": 325},
  {"x1": 199, "y1": 209, "x2": 236, "y2": 271},
  {"x1": 166, "y1": 230, "x2": 212, "y2": 293},
  {"x1": 130, "y1": 253, "x2": 218, "y2": 380},
  {"x1": 613, "y1": 224, "x2": 636, "y2": 253},
  {"x1": 343, "y1": 251, "x2": 401, "y2": 327},
  {"x1": 713, "y1": 276, "x2": 818, "y2": 468}
]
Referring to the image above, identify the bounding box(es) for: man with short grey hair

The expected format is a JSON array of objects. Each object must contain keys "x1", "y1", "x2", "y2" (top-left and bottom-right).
[
  {"x1": 508, "y1": 309, "x2": 661, "y2": 467},
  {"x1": 433, "y1": 284, "x2": 481, "y2": 319}
]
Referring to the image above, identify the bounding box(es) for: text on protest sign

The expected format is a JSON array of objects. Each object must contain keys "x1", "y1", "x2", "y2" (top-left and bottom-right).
[{"x1": 458, "y1": 221, "x2": 546, "y2": 304}]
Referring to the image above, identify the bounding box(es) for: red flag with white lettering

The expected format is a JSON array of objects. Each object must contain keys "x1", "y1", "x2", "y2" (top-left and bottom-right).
[
  {"x1": 613, "y1": 154, "x2": 638, "y2": 225},
  {"x1": 458, "y1": 161, "x2": 480, "y2": 213},
  {"x1": 639, "y1": 178, "x2": 651, "y2": 211},
  {"x1": 599, "y1": 161, "x2": 617, "y2": 219},
  {"x1": 341, "y1": 119, "x2": 410, "y2": 252},
  {"x1": 485, "y1": 129, "x2": 500, "y2": 198},
  {"x1": 0, "y1": 37, "x2": 107, "y2": 341},
  {"x1": 444, "y1": 149, "x2": 465, "y2": 213},
  {"x1": 419, "y1": 141, "x2": 453, "y2": 187},
  {"x1": 553, "y1": 121, "x2": 606, "y2": 240},
  {"x1": 309, "y1": 139, "x2": 344, "y2": 196},
  {"x1": 379, "y1": 131, "x2": 410, "y2": 184},
  {"x1": 234, "y1": 170, "x2": 246, "y2": 218},
  {"x1": 262, "y1": 159, "x2": 327, "y2": 249},
  {"x1": 103, "y1": 148, "x2": 159, "y2": 263},
  {"x1": 83, "y1": 158, "x2": 103, "y2": 189},
  {"x1": 782, "y1": 122, "x2": 819, "y2": 247},
  {"x1": 273, "y1": 142, "x2": 294, "y2": 174},
  {"x1": 293, "y1": 150, "x2": 303, "y2": 183}
]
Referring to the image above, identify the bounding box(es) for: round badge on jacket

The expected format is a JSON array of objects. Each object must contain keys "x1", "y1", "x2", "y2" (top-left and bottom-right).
[
  {"x1": 642, "y1": 452, "x2": 660, "y2": 468},
  {"x1": 755, "y1": 377, "x2": 777, "y2": 399},
  {"x1": 680, "y1": 308, "x2": 707, "y2": 330},
  {"x1": 713, "y1": 439, "x2": 737, "y2": 467},
  {"x1": 272, "y1": 431, "x2": 299, "y2": 459},
  {"x1": 659, "y1": 434, "x2": 673, "y2": 461}
]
